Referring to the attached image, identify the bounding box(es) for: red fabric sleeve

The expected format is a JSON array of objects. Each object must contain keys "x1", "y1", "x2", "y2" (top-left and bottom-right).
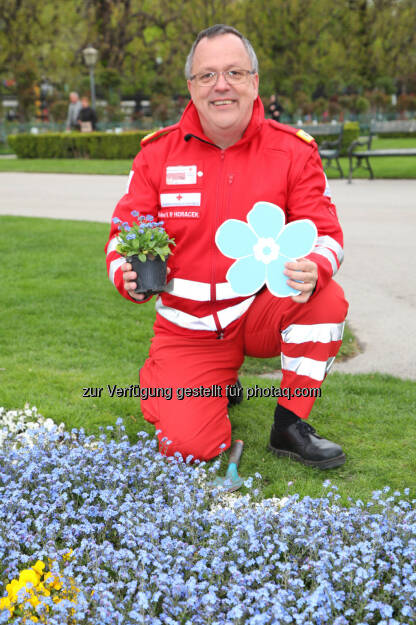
[
  {"x1": 104, "y1": 150, "x2": 159, "y2": 304},
  {"x1": 286, "y1": 146, "x2": 344, "y2": 295}
]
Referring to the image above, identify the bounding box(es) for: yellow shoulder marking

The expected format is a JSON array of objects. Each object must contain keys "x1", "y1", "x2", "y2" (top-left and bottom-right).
[
  {"x1": 140, "y1": 128, "x2": 171, "y2": 148},
  {"x1": 141, "y1": 130, "x2": 158, "y2": 143},
  {"x1": 296, "y1": 129, "x2": 315, "y2": 143}
]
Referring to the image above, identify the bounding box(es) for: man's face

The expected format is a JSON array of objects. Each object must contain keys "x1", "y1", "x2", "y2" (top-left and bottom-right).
[{"x1": 187, "y1": 34, "x2": 259, "y2": 142}]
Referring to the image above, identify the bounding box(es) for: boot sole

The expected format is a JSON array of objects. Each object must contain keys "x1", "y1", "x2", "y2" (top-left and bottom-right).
[{"x1": 268, "y1": 444, "x2": 346, "y2": 470}]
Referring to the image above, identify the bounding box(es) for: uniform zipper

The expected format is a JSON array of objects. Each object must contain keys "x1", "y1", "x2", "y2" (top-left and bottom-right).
[
  {"x1": 210, "y1": 150, "x2": 226, "y2": 336},
  {"x1": 184, "y1": 135, "x2": 228, "y2": 339}
]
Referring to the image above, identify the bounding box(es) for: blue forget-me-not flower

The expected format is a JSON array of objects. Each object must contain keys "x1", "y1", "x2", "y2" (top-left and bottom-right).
[{"x1": 215, "y1": 201, "x2": 317, "y2": 297}]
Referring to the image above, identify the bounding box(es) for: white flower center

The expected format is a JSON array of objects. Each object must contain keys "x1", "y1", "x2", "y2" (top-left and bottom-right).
[{"x1": 252, "y1": 238, "x2": 280, "y2": 265}]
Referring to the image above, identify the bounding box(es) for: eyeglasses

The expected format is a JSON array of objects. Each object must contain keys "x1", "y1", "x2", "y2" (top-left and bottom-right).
[{"x1": 189, "y1": 68, "x2": 256, "y2": 87}]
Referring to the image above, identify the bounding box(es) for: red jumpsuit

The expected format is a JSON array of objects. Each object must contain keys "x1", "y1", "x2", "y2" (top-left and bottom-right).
[{"x1": 105, "y1": 97, "x2": 348, "y2": 460}]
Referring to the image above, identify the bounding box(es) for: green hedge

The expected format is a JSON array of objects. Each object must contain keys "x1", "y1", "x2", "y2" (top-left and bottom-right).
[
  {"x1": 7, "y1": 131, "x2": 152, "y2": 159},
  {"x1": 311, "y1": 122, "x2": 360, "y2": 156},
  {"x1": 341, "y1": 122, "x2": 360, "y2": 155},
  {"x1": 374, "y1": 131, "x2": 416, "y2": 139},
  {"x1": 8, "y1": 123, "x2": 362, "y2": 159}
]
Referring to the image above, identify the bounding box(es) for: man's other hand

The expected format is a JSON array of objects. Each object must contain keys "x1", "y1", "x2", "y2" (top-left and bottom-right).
[
  {"x1": 121, "y1": 262, "x2": 171, "y2": 301},
  {"x1": 284, "y1": 258, "x2": 318, "y2": 304},
  {"x1": 121, "y1": 261, "x2": 145, "y2": 300}
]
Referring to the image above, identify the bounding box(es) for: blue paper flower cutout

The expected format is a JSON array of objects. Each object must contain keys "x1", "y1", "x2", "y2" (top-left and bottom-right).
[{"x1": 215, "y1": 201, "x2": 317, "y2": 297}]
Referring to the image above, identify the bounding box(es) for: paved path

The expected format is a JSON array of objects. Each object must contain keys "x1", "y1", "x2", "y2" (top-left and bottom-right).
[
  {"x1": 332, "y1": 179, "x2": 416, "y2": 381},
  {"x1": 1, "y1": 173, "x2": 415, "y2": 380}
]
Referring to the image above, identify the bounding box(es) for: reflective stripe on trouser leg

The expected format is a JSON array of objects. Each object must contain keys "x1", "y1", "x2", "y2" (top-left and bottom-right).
[
  {"x1": 278, "y1": 321, "x2": 345, "y2": 418},
  {"x1": 242, "y1": 281, "x2": 348, "y2": 419}
]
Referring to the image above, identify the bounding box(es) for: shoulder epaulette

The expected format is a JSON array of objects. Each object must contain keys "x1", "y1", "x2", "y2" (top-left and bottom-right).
[
  {"x1": 140, "y1": 123, "x2": 179, "y2": 148},
  {"x1": 268, "y1": 120, "x2": 316, "y2": 146},
  {"x1": 295, "y1": 128, "x2": 315, "y2": 144}
]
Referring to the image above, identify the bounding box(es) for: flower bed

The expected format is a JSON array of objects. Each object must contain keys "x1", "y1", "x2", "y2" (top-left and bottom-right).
[{"x1": 1, "y1": 407, "x2": 415, "y2": 624}]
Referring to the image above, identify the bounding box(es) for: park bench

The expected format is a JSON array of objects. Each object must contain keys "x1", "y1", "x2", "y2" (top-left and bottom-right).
[
  {"x1": 298, "y1": 123, "x2": 344, "y2": 178},
  {"x1": 348, "y1": 119, "x2": 416, "y2": 182}
]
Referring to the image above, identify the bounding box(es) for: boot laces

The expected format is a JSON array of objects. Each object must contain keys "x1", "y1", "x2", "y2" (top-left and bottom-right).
[{"x1": 296, "y1": 421, "x2": 316, "y2": 436}]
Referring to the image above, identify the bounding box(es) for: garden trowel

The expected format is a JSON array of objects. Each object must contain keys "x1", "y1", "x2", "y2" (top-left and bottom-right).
[{"x1": 212, "y1": 439, "x2": 244, "y2": 492}]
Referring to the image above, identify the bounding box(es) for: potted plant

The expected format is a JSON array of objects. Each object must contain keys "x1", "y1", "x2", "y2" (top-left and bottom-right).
[{"x1": 113, "y1": 211, "x2": 175, "y2": 297}]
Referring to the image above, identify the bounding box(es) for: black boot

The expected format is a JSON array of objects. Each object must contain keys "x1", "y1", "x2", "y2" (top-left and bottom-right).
[
  {"x1": 269, "y1": 421, "x2": 345, "y2": 469},
  {"x1": 226, "y1": 378, "x2": 243, "y2": 407}
]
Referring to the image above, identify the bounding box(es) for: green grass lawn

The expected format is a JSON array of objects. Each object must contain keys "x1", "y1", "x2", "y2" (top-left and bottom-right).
[
  {"x1": 0, "y1": 137, "x2": 415, "y2": 178},
  {"x1": 0, "y1": 158, "x2": 131, "y2": 175},
  {"x1": 324, "y1": 136, "x2": 416, "y2": 179},
  {"x1": 1, "y1": 216, "x2": 415, "y2": 506}
]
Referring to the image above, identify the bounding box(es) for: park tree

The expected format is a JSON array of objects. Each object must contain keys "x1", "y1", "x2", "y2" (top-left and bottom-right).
[
  {"x1": 1, "y1": 0, "x2": 415, "y2": 122},
  {"x1": 118, "y1": 0, "x2": 240, "y2": 97},
  {"x1": 0, "y1": 0, "x2": 45, "y2": 119},
  {"x1": 369, "y1": 0, "x2": 416, "y2": 94},
  {"x1": 78, "y1": 0, "x2": 188, "y2": 106},
  {"x1": 236, "y1": 0, "x2": 354, "y2": 110},
  {"x1": 344, "y1": 0, "x2": 416, "y2": 93},
  {"x1": 0, "y1": 0, "x2": 87, "y2": 119}
]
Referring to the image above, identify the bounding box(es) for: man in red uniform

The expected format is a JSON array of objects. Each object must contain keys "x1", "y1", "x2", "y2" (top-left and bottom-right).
[{"x1": 105, "y1": 25, "x2": 348, "y2": 468}]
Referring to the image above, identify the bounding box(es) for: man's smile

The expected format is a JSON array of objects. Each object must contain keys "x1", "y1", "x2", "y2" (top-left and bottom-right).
[{"x1": 211, "y1": 99, "x2": 235, "y2": 106}]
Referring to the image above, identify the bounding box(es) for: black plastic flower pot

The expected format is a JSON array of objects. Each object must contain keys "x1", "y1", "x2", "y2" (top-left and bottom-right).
[{"x1": 127, "y1": 254, "x2": 168, "y2": 298}]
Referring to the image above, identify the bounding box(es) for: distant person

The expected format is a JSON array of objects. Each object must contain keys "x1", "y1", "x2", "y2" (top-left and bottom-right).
[
  {"x1": 77, "y1": 96, "x2": 97, "y2": 132},
  {"x1": 66, "y1": 92, "x2": 82, "y2": 131},
  {"x1": 268, "y1": 93, "x2": 283, "y2": 121}
]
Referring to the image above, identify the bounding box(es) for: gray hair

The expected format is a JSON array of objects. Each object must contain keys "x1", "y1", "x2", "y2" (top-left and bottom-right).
[{"x1": 184, "y1": 24, "x2": 259, "y2": 79}]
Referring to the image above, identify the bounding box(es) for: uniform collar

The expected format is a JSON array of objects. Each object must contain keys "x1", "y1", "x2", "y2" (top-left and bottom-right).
[{"x1": 180, "y1": 96, "x2": 265, "y2": 148}]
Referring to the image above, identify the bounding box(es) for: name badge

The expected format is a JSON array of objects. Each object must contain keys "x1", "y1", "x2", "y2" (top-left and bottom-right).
[
  {"x1": 166, "y1": 165, "x2": 197, "y2": 185},
  {"x1": 160, "y1": 192, "x2": 201, "y2": 207}
]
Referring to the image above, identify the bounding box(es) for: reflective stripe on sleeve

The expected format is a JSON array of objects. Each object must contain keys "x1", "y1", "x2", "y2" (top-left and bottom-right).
[
  {"x1": 281, "y1": 354, "x2": 335, "y2": 381},
  {"x1": 313, "y1": 246, "x2": 338, "y2": 275},
  {"x1": 106, "y1": 236, "x2": 121, "y2": 255},
  {"x1": 281, "y1": 322, "x2": 345, "y2": 344},
  {"x1": 109, "y1": 257, "x2": 125, "y2": 285},
  {"x1": 315, "y1": 235, "x2": 344, "y2": 265},
  {"x1": 125, "y1": 170, "x2": 134, "y2": 194},
  {"x1": 323, "y1": 174, "x2": 331, "y2": 198}
]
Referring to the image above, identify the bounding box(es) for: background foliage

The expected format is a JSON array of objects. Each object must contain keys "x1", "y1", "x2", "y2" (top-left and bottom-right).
[
  {"x1": 0, "y1": 0, "x2": 415, "y2": 122},
  {"x1": 7, "y1": 130, "x2": 149, "y2": 158}
]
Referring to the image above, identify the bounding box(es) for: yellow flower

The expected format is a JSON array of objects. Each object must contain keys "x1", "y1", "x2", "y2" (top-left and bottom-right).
[
  {"x1": 0, "y1": 595, "x2": 14, "y2": 615},
  {"x1": 19, "y1": 569, "x2": 40, "y2": 588},
  {"x1": 32, "y1": 561, "x2": 45, "y2": 577},
  {"x1": 28, "y1": 593, "x2": 40, "y2": 608},
  {"x1": 1, "y1": 556, "x2": 79, "y2": 622},
  {"x1": 6, "y1": 579, "x2": 22, "y2": 602}
]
